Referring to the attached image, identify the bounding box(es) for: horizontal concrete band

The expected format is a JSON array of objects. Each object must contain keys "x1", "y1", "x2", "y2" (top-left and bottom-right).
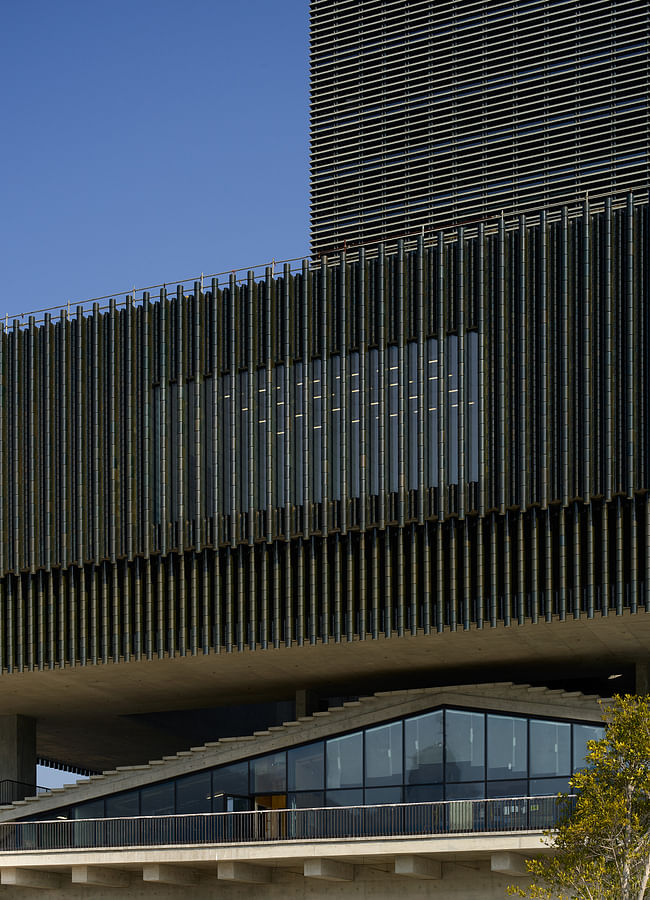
[{"x1": 0, "y1": 830, "x2": 548, "y2": 869}]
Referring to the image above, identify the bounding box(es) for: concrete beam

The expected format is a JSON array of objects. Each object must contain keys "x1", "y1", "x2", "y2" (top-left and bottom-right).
[
  {"x1": 71, "y1": 865, "x2": 130, "y2": 887},
  {"x1": 304, "y1": 858, "x2": 354, "y2": 882},
  {"x1": 142, "y1": 863, "x2": 200, "y2": 885},
  {"x1": 394, "y1": 855, "x2": 442, "y2": 879},
  {"x1": 0, "y1": 715, "x2": 36, "y2": 793},
  {"x1": 295, "y1": 689, "x2": 317, "y2": 718},
  {"x1": 636, "y1": 660, "x2": 650, "y2": 694},
  {"x1": 491, "y1": 852, "x2": 529, "y2": 877},
  {"x1": 0, "y1": 867, "x2": 62, "y2": 889},
  {"x1": 218, "y1": 861, "x2": 272, "y2": 883}
]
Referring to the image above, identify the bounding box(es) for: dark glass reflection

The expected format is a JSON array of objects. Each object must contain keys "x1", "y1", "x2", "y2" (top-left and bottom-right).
[
  {"x1": 290, "y1": 791, "x2": 325, "y2": 809},
  {"x1": 72, "y1": 799, "x2": 105, "y2": 819},
  {"x1": 529, "y1": 720, "x2": 570, "y2": 777},
  {"x1": 404, "y1": 784, "x2": 444, "y2": 803},
  {"x1": 486, "y1": 780, "x2": 527, "y2": 799},
  {"x1": 288, "y1": 742, "x2": 324, "y2": 791},
  {"x1": 213, "y1": 762, "x2": 248, "y2": 797},
  {"x1": 251, "y1": 752, "x2": 286, "y2": 793},
  {"x1": 529, "y1": 777, "x2": 570, "y2": 796},
  {"x1": 572, "y1": 724, "x2": 604, "y2": 771},
  {"x1": 105, "y1": 792, "x2": 139, "y2": 817},
  {"x1": 405, "y1": 710, "x2": 443, "y2": 785},
  {"x1": 176, "y1": 772, "x2": 212, "y2": 814},
  {"x1": 365, "y1": 721, "x2": 402, "y2": 786},
  {"x1": 446, "y1": 710, "x2": 485, "y2": 782},
  {"x1": 487, "y1": 714, "x2": 527, "y2": 780},
  {"x1": 327, "y1": 732, "x2": 363, "y2": 789},
  {"x1": 446, "y1": 782, "x2": 484, "y2": 800},
  {"x1": 325, "y1": 789, "x2": 364, "y2": 807},
  {"x1": 140, "y1": 781, "x2": 174, "y2": 815},
  {"x1": 365, "y1": 786, "x2": 402, "y2": 804}
]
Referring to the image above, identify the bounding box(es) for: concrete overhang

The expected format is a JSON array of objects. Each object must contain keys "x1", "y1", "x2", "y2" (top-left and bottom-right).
[{"x1": 0, "y1": 611, "x2": 643, "y2": 771}]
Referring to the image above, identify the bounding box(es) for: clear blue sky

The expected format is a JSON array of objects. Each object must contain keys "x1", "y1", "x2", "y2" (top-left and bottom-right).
[
  {"x1": 0, "y1": 0, "x2": 310, "y2": 322},
  {"x1": 1, "y1": 0, "x2": 309, "y2": 787}
]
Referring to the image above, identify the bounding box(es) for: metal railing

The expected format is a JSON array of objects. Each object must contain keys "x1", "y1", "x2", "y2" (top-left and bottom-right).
[
  {"x1": 0, "y1": 782, "x2": 46, "y2": 807},
  {"x1": 0, "y1": 796, "x2": 572, "y2": 852}
]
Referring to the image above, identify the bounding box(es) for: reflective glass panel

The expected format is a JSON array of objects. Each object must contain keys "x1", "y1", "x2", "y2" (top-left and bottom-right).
[
  {"x1": 365, "y1": 721, "x2": 402, "y2": 786},
  {"x1": 572, "y1": 724, "x2": 605, "y2": 771},
  {"x1": 325, "y1": 789, "x2": 364, "y2": 807},
  {"x1": 140, "y1": 781, "x2": 174, "y2": 815},
  {"x1": 445, "y1": 710, "x2": 485, "y2": 782},
  {"x1": 529, "y1": 720, "x2": 570, "y2": 777},
  {"x1": 105, "y1": 792, "x2": 139, "y2": 817},
  {"x1": 404, "y1": 784, "x2": 444, "y2": 803},
  {"x1": 290, "y1": 791, "x2": 325, "y2": 809},
  {"x1": 251, "y1": 752, "x2": 286, "y2": 793},
  {"x1": 212, "y1": 762, "x2": 249, "y2": 797},
  {"x1": 369, "y1": 348, "x2": 379, "y2": 495},
  {"x1": 446, "y1": 782, "x2": 484, "y2": 800},
  {"x1": 447, "y1": 335, "x2": 458, "y2": 484},
  {"x1": 486, "y1": 780, "x2": 527, "y2": 799},
  {"x1": 407, "y1": 340, "x2": 418, "y2": 491},
  {"x1": 349, "y1": 351, "x2": 360, "y2": 498},
  {"x1": 227, "y1": 796, "x2": 251, "y2": 812},
  {"x1": 529, "y1": 777, "x2": 570, "y2": 796},
  {"x1": 426, "y1": 336, "x2": 439, "y2": 487},
  {"x1": 388, "y1": 344, "x2": 398, "y2": 492},
  {"x1": 326, "y1": 732, "x2": 363, "y2": 789},
  {"x1": 72, "y1": 799, "x2": 105, "y2": 819},
  {"x1": 365, "y1": 786, "x2": 402, "y2": 804},
  {"x1": 467, "y1": 331, "x2": 479, "y2": 482},
  {"x1": 487, "y1": 714, "x2": 527, "y2": 779},
  {"x1": 176, "y1": 772, "x2": 212, "y2": 814},
  {"x1": 405, "y1": 710, "x2": 443, "y2": 785},
  {"x1": 288, "y1": 742, "x2": 324, "y2": 791}
]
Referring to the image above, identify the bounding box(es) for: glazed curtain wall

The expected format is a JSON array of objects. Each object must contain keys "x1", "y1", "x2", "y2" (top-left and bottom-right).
[
  {"x1": 29, "y1": 707, "x2": 605, "y2": 820},
  {"x1": 0, "y1": 195, "x2": 648, "y2": 668}
]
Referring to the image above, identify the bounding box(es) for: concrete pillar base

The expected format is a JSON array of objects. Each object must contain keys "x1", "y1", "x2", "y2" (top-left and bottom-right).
[{"x1": 0, "y1": 715, "x2": 36, "y2": 803}]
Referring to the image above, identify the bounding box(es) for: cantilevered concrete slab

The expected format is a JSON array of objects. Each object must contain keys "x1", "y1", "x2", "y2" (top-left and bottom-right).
[{"x1": 0, "y1": 612, "x2": 640, "y2": 772}]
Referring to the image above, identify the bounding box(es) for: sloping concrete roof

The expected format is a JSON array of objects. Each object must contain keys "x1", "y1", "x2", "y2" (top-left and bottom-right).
[{"x1": 0, "y1": 681, "x2": 603, "y2": 823}]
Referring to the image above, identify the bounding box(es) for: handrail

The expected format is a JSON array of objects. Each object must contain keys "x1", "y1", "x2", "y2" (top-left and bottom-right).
[
  {"x1": 0, "y1": 795, "x2": 573, "y2": 852},
  {"x1": 1, "y1": 188, "x2": 647, "y2": 329},
  {"x1": 0, "y1": 782, "x2": 47, "y2": 806}
]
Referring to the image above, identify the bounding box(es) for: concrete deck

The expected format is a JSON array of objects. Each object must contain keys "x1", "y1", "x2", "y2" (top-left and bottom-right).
[{"x1": 0, "y1": 830, "x2": 550, "y2": 898}]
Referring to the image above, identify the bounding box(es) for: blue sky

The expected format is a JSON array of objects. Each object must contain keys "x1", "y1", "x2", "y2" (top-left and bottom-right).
[
  {"x1": 0, "y1": 0, "x2": 310, "y2": 322},
  {"x1": 1, "y1": 0, "x2": 309, "y2": 787}
]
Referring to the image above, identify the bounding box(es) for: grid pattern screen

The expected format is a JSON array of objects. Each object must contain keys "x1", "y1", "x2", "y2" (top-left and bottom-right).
[{"x1": 311, "y1": 0, "x2": 650, "y2": 254}]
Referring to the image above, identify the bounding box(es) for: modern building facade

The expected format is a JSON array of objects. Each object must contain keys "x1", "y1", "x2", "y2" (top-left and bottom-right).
[
  {"x1": 0, "y1": 0, "x2": 648, "y2": 893},
  {"x1": 0, "y1": 684, "x2": 608, "y2": 897},
  {"x1": 0, "y1": 191, "x2": 647, "y2": 779},
  {"x1": 310, "y1": 0, "x2": 650, "y2": 255}
]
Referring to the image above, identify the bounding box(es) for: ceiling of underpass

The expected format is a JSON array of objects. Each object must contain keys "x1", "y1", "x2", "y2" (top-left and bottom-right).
[{"x1": 0, "y1": 613, "x2": 646, "y2": 772}]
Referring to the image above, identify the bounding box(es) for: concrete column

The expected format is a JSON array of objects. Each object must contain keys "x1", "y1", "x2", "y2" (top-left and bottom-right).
[
  {"x1": 304, "y1": 859, "x2": 354, "y2": 882},
  {"x1": 491, "y1": 852, "x2": 529, "y2": 877},
  {"x1": 72, "y1": 866, "x2": 130, "y2": 887},
  {"x1": 394, "y1": 856, "x2": 442, "y2": 879},
  {"x1": 0, "y1": 868, "x2": 62, "y2": 889},
  {"x1": 635, "y1": 661, "x2": 650, "y2": 695},
  {"x1": 143, "y1": 864, "x2": 200, "y2": 885},
  {"x1": 218, "y1": 862, "x2": 271, "y2": 884},
  {"x1": 0, "y1": 716, "x2": 36, "y2": 799},
  {"x1": 295, "y1": 689, "x2": 317, "y2": 718}
]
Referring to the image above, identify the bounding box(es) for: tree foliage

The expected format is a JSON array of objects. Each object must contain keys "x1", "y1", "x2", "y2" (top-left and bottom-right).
[{"x1": 510, "y1": 695, "x2": 650, "y2": 900}]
